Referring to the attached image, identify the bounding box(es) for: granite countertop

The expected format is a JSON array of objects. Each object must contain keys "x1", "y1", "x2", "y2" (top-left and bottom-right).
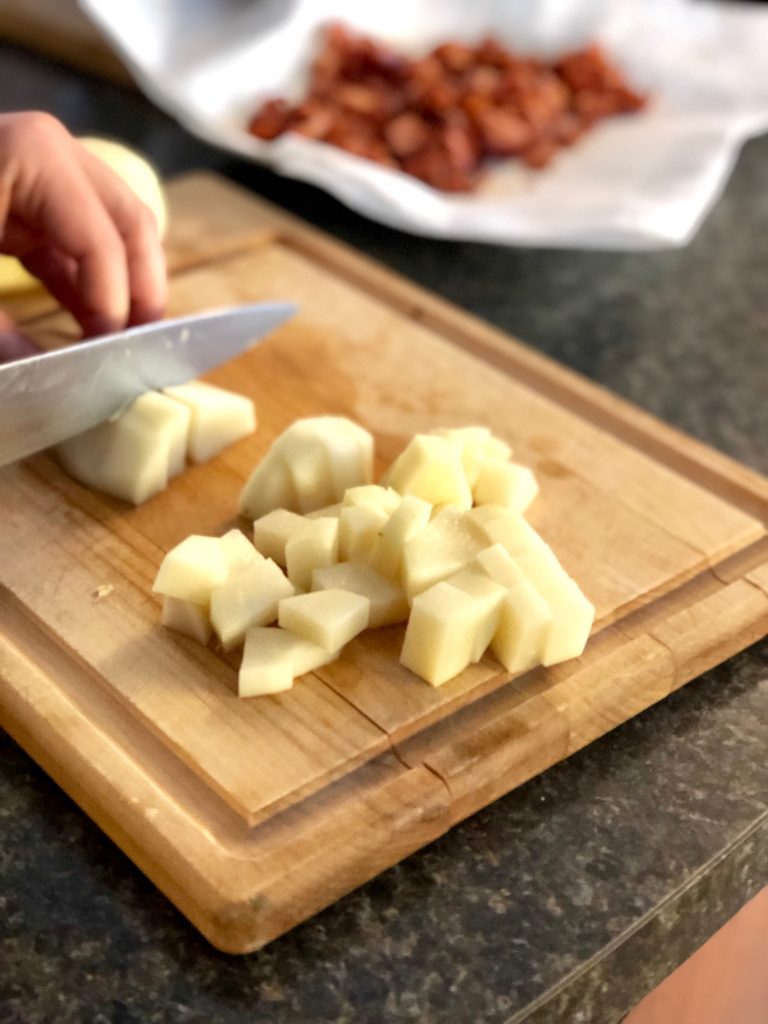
[{"x1": 1, "y1": 42, "x2": 766, "y2": 1024}]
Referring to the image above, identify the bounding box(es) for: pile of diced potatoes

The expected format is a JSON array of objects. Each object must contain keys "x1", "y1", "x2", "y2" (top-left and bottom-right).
[
  {"x1": 57, "y1": 382, "x2": 256, "y2": 503},
  {"x1": 153, "y1": 416, "x2": 595, "y2": 696}
]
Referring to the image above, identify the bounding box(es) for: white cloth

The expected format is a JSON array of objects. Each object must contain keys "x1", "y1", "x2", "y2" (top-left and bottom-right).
[{"x1": 80, "y1": 0, "x2": 768, "y2": 249}]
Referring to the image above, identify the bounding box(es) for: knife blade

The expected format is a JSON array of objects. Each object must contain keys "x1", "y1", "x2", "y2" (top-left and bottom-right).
[{"x1": 0, "y1": 302, "x2": 296, "y2": 467}]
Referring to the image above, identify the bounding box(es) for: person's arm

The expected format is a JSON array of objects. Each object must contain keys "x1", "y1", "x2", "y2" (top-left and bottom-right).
[{"x1": 0, "y1": 111, "x2": 166, "y2": 360}]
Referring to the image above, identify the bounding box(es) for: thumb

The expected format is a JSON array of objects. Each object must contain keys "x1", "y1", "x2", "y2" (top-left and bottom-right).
[{"x1": 0, "y1": 312, "x2": 39, "y2": 363}]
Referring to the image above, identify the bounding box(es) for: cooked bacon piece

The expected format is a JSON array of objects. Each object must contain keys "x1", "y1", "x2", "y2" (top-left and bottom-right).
[
  {"x1": 247, "y1": 26, "x2": 647, "y2": 191},
  {"x1": 247, "y1": 99, "x2": 294, "y2": 141},
  {"x1": 384, "y1": 112, "x2": 431, "y2": 158}
]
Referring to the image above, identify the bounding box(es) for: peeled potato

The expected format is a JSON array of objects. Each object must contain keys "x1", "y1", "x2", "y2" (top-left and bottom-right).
[{"x1": 0, "y1": 136, "x2": 167, "y2": 295}]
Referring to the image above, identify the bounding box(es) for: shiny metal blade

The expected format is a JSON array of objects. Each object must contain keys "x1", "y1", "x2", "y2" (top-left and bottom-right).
[{"x1": 0, "y1": 302, "x2": 296, "y2": 467}]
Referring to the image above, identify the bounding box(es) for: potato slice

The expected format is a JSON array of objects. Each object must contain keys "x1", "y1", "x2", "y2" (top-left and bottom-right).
[
  {"x1": 239, "y1": 626, "x2": 339, "y2": 697},
  {"x1": 57, "y1": 391, "x2": 190, "y2": 504},
  {"x1": 153, "y1": 535, "x2": 229, "y2": 605},
  {"x1": 252, "y1": 509, "x2": 308, "y2": 566},
  {"x1": 312, "y1": 561, "x2": 409, "y2": 628},
  {"x1": 431, "y1": 427, "x2": 512, "y2": 487},
  {"x1": 402, "y1": 507, "x2": 483, "y2": 598},
  {"x1": 368, "y1": 495, "x2": 432, "y2": 580},
  {"x1": 472, "y1": 460, "x2": 539, "y2": 513},
  {"x1": 163, "y1": 381, "x2": 256, "y2": 463},
  {"x1": 161, "y1": 596, "x2": 212, "y2": 645},
  {"x1": 516, "y1": 547, "x2": 595, "y2": 666},
  {"x1": 400, "y1": 579, "x2": 498, "y2": 687},
  {"x1": 387, "y1": 434, "x2": 472, "y2": 509},
  {"x1": 338, "y1": 504, "x2": 388, "y2": 562},
  {"x1": 278, "y1": 589, "x2": 370, "y2": 651},
  {"x1": 210, "y1": 558, "x2": 295, "y2": 651},
  {"x1": 285, "y1": 517, "x2": 339, "y2": 591}
]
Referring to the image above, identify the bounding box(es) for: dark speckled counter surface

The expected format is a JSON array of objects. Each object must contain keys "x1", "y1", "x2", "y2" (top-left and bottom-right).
[{"x1": 1, "y1": 42, "x2": 767, "y2": 1024}]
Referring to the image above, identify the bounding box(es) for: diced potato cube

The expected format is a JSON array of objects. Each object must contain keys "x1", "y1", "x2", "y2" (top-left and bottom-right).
[
  {"x1": 312, "y1": 561, "x2": 409, "y2": 628},
  {"x1": 400, "y1": 581, "x2": 493, "y2": 687},
  {"x1": 163, "y1": 381, "x2": 255, "y2": 463},
  {"x1": 285, "y1": 517, "x2": 339, "y2": 591},
  {"x1": 443, "y1": 569, "x2": 506, "y2": 661},
  {"x1": 342, "y1": 485, "x2": 401, "y2": 516},
  {"x1": 338, "y1": 504, "x2": 388, "y2": 562},
  {"x1": 219, "y1": 528, "x2": 262, "y2": 575},
  {"x1": 278, "y1": 433, "x2": 336, "y2": 512},
  {"x1": 473, "y1": 460, "x2": 539, "y2": 514},
  {"x1": 239, "y1": 452, "x2": 297, "y2": 520},
  {"x1": 241, "y1": 417, "x2": 374, "y2": 518},
  {"x1": 161, "y1": 596, "x2": 211, "y2": 645},
  {"x1": 474, "y1": 543, "x2": 526, "y2": 588},
  {"x1": 491, "y1": 581, "x2": 552, "y2": 673},
  {"x1": 278, "y1": 589, "x2": 370, "y2": 651},
  {"x1": 252, "y1": 509, "x2": 308, "y2": 566},
  {"x1": 238, "y1": 626, "x2": 339, "y2": 697},
  {"x1": 387, "y1": 434, "x2": 472, "y2": 509},
  {"x1": 431, "y1": 427, "x2": 512, "y2": 486},
  {"x1": 368, "y1": 495, "x2": 432, "y2": 580},
  {"x1": 153, "y1": 535, "x2": 228, "y2": 605},
  {"x1": 465, "y1": 506, "x2": 550, "y2": 558},
  {"x1": 57, "y1": 391, "x2": 190, "y2": 504},
  {"x1": 402, "y1": 507, "x2": 483, "y2": 598},
  {"x1": 306, "y1": 503, "x2": 342, "y2": 519},
  {"x1": 516, "y1": 547, "x2": 595, "y2": 665},
  {"x1": 210, "y1": 558, "x2": 295, "y2": 651}
]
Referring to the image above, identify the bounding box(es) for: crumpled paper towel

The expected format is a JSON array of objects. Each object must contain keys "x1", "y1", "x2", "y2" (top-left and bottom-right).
[{"x1": 79, "y1": 0, "x2": 768, "y2": 249}]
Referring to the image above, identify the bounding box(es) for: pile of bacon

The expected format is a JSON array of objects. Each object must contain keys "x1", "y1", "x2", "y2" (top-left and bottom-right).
[{"x1": 247, "y1": 25, "x2": 646, "y2": 192}]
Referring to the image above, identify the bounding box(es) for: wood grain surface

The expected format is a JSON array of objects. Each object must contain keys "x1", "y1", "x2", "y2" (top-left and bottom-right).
[{"x1": 1, "y1": 172, "x2": 766, "y2": 952}]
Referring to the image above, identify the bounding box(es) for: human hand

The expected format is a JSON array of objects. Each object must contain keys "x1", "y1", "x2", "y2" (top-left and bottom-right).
[{"x1": 0, "y1": 112, "x2": 166, "y2": 352}]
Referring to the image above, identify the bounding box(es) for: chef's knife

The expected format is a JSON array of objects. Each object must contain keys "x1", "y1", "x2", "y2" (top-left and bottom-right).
[{"x1": 0, "y1": 302, "x2": 296, "y2": 467}]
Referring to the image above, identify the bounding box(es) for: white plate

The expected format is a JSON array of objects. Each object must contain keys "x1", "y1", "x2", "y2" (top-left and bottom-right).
[{"x1": 80, "y1": 0, "x2": 768, "y2": 249}]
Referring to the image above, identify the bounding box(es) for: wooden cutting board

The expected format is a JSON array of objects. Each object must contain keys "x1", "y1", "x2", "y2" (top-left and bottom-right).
[{"x1": 2, "y1": 172, "x2": 767, "y2": 954}]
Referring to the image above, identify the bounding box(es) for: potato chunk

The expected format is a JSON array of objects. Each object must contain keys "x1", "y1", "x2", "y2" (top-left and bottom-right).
[
  {"x1": 402, "y1": 507, "x2": 483, "y2": 597},
  {"x1": 443, "y1": 569, "x2": 506, "y2": 662},
  {"x1": 219, "y1": 528, "x2": 262, "y2": 574},
  {"x1": 57, "y1": 391, "x2": 190, "y2": 504},
  {"x1": 516, "y1": 547, "x2": 595, "y2": 666},
  {"x1": 491, "y1": 581, "x2": 552, "y2": 674},
  {"x1": 153, "y1": 535, "x2": 229, "y2": 605},
  {"x1": 465, "y1": 506, "x2": 550, "y2": 558},
  {"x1": 387, "y1": 434, "x2": 472, "y2": 509},
  {"x1": 163, "y1": 381, "x2": 256, "y2": 463},
  {"x1": 472, "y1": 460, "x2": 539, "y2": 514},
  {"x1": 240, "y1": 416, "x2": 374, "y2": 518},
  {"x1": 252, "y1": 509, "x2": 308, "y2": 566},
  {"x1": 338, "y1": 504, "x2": 388, "y2": 562},
  {"x1": 161, "y1": 596, "x2": 212, "y2": 644},
  {"x1": 285, "y1": 517, "x2": 339, "y2": 591},
  {"x1": 312, "y1": 561, "x2": 409, "y2": 628},
  {"x1": 342, "y1": 484, "x2": 401, "y2": 516},
  {"x1": 431, "y1": 427, "x2": 512, "y2": 486},
  {"x1": 239, "y1": 453, "x2": 297, "y2": 520},
  {"x1": 278, "y1": 589, "x2": 370, "y2": 651},
  {"x1": 474, "y1": 543, "x2": 526, "y2": 587},
  {"x1": 368, "y1": 495, "x2": 432, "y2": 580},
  {"x1": 400, "y1": 578, "x2": 500, "y2": 687},
  {"x1": 210, "y1": 558, "x2": 295, "y2": 651},
  {"x1": 239, "y1": 626, "x2": 339, "y2": 697}
]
